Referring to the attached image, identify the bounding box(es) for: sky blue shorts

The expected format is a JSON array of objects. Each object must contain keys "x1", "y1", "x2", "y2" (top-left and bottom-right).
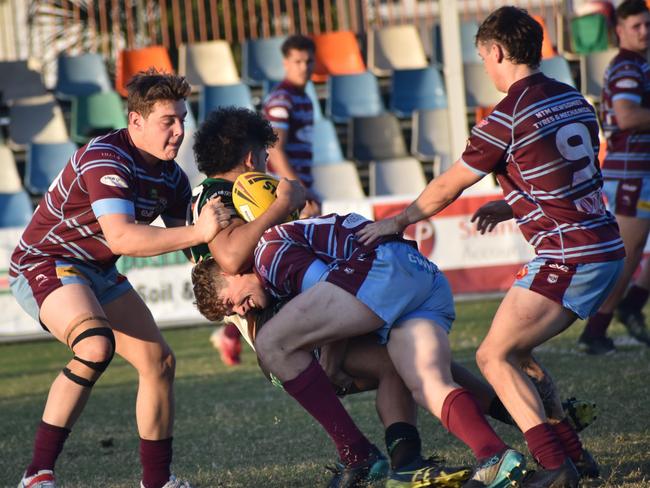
[{"x1": 603, "y1": 177, "x2": 650, "y2": 219}]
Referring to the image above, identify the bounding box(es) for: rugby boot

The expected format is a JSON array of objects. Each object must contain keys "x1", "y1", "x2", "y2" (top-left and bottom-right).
[
  {"x1": 522, "y1": 459, "x2": 579, "y2": 488},
  {"x1": 17, "y1": 470, "x2": 56, "y2": 488},
  {"x1": 386, "y1": 455, "x2": 472, "y2": 488},
  {"x1": 140, "y1": 475, "x2": 193, "y2": 488},
  {"x1": 561, "y1": 397, "x2": 597, "y2": 433},
  {"x1": 577, "y1": 333, "x2": 615, "y2": 355},
  {"x1": 463, "y1": 449, "x2": 526, "y2": 488},
  {"x1": 617, "y1": 305, "x2": 650, "y2": 346},
  {"x1": 326, "y1": 445, "x2": 389, "y2": 487},
  {"x1": 573, "y1": 449, "x2": 599, "y2": 479}
]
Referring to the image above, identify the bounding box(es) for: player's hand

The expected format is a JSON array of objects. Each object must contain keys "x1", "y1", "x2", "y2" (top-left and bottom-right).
[
  {"x1": 195, "y1": 197, "x2": 231, "y2": 242},
  {"x1": 470, "y1": 200, "x2": 513, "y2": 234},
  {"x1": 300, "y1": 199, "x2": 320, "y2": 219},
  {"x1": 356, "y1": 215, "x2": 405, "y2": 246},
  {"x1": 275, "y1": 178, "x2": 306, "y2": 213}
]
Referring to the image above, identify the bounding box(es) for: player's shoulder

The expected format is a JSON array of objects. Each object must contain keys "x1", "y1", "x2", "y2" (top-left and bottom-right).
[
  {"x1": 79, "y1": 130, "x2": 135, "y2": 173},
  {"x1": 193, "y1": 177, "x2": 234, "y2": 210}
]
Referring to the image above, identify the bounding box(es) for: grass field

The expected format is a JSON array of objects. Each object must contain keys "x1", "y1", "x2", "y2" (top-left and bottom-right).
[{"x1": 1, "y1": 298, "x2": 649, "y2": 487}]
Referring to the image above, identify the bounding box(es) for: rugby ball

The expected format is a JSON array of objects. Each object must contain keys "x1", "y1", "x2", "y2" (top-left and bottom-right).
[{"x1": 232, "y1": 172, "x2": 298, "y2": 222}]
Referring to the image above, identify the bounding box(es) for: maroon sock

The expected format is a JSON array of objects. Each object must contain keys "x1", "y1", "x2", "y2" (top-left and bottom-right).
[
  {"x1": 283, "y1": 359, "x2": 373, "y2": 466},
  {"x1": 140, "y1": 437, "x2": 172, "y2": 488},
  {"x1": 620, "y1": 285, "x2": 649, "y2": 311},
  {"x1": 552, "y1": 419, "x2": 583, "y2": 463},
  {"x1": 441, "y1": 388, "x2": 508, "y2": 460},
  {"x1": 25, "y1": 421, "x2": 70, "y2": 476},
  {"x1": 583, "y1": 312, "x2": 613, "y2": 338},
  {"x1": 524, "y1": 423, "x2": 566, "y2": 469},
  {"x1": 224, "y1": 323, "x2": 241, "y2": 339}
]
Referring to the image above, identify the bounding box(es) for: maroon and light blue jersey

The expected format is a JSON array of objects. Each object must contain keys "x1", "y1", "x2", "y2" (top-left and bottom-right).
[
  {"x1": 10, "y1": 129, "x2": 191, "y2": 277},
  {"x1": 263, "y1": 80, "x2": 314, "y2": 187},
  {"x1": 253, "y1": 213, "x2": 412, "y2": 300},
  {"x1": 600, "y1": 48, "x2": 650, "y2": 179},
  {"x1": 461, "y1": 72, "x2": 624, "y2": 264}
]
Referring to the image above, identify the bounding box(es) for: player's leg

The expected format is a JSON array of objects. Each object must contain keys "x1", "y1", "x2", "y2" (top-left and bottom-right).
[
  {"x1": 254, "y1": 283, "x2": 388, "y2": 482},
  {"x1": 102, "y1": 289, "x2": 185, "y2": 488},
  {"x1": 476, "y1": 287, "x2": 581, "y2": 485},
  {"x1": 387, "y1": 318, "x2": 524, "y2": 488},
  {"x1": 16, "y1": 281, "x2": 115, "y2": 486}
]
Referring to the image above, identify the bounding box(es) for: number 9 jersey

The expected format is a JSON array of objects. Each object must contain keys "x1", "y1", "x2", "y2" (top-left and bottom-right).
[{"x1": 460, "y1": 72, "x2": 624, "y2": 264}]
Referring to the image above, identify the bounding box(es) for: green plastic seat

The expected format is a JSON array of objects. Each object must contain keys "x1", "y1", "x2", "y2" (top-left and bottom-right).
[
  {"x1": 71, "y1": 90, "x2": 127, "y2": 144},
  {"x1": 571, "y1": 14, "x2": 609, "y2": 54}
]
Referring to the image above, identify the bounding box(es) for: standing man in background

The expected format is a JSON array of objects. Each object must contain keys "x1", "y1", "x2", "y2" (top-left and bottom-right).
[
  {"x1": 578, "y1": 0, "x2": 650, "y2": 354},
  {"x1": 263, "y1": 34, "x2": 321, "y2": 218}
]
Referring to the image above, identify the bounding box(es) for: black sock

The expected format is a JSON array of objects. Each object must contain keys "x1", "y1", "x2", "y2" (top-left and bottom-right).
[
  {"x1": 385, "y1": 422, "x2": 421, "y2": 470},
  {"x1": 488, "y1": 396, "x2": 515, "y2": 426}
]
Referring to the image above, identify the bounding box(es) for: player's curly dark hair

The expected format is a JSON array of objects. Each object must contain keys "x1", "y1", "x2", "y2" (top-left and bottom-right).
[
  {"x1": 616, "y1": 0, "x2": 649, "y2": 22},
  {"x1": 193, "y1": 106, "x2": 278, "y2": 176},
  {"x1": 475, "y1": 6, "x2": 542, "y2": 69},
  {"x1": 191, "y1": 258, "x2": 230, "y2": 321}
]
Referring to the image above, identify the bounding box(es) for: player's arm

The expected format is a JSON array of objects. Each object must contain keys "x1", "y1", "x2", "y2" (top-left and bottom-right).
[
  {"x1": 208, "y1": 179, "x2": 306, "y2": 275},
  {"x1": 99, "y1": 198, "x2": 230, "y2": 257},
  {"x1": 357, "y1": 160, "x2": 483, "y2": 244},
  {"x1": 612, "y1": 98, "x2": 650, "y2": 131}
]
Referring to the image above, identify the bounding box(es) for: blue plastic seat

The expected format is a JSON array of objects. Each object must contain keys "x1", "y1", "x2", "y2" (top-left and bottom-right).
[
  {"x1": 55, "y1": 53, "x2": 112, "y2": 98},
  {"x1": 312, "y1": 118, "x2": 344, "y2": 165},
  {"x1": 326, "y1": 71, "x2": 384, "y2": 123},
  {"x1": 0, "y1": 190, "x2": 34, "y2": 228},
  {"x1": 199, "y1": 83, "x2": 254, "y2": 121},
  {"x1": 540, "y1": 56, "x2": 576, "y2": 88},
  {"x1": 241, "y1": 37, "x2": 287, "y2": 86},
  {"x1": 390, "y1": 66, "x2": 447, "y2": 118},
  {"x1": 25, "y1": 141, "x2": 77, "y2": 194}
]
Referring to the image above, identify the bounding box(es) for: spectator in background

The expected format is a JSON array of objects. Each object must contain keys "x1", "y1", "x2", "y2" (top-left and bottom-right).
[
  {"x1": 263, "y1": 34, "x2": 321, "y2": 218},
  {"x1": 578, "y1": 0, "x2": 650, "y2": 354}
]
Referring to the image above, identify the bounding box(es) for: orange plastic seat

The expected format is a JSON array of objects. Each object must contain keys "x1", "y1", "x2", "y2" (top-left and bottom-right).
[
  {"x1": 533, "y1": 15, "x2": 557, "y2": 59},
  {"x1": 115, "y1": 45, "x2": 174, "y2": 97},
  {"x1": 312, "y1": 31, "x2": 365, "y2": 83}
]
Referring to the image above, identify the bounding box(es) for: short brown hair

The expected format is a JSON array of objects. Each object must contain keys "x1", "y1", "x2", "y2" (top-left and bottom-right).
[
  {"x1": 191, "y1": 258, "x2": 230, "y2": 321},
  {"x1": 126, "y1": 68, "x2": 191, "y2": 118},
  {"x1": 616, "y1": 0, "x2": 649, "y2": 22},
  {"x1": 281, "y1": 34, "x2": 315, "y2": 57},
  {"x1": 476, "y1": 6, "x2": 543, "y2": 69}
]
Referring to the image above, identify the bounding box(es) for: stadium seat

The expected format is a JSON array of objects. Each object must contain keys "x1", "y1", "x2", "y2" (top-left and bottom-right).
[
  {"x1": 570, "y1": 14, "x2": 609, "y2": 54},
  {"x1": 312, "y1": 31, "x2": 366, "y2": 83},
  {"x1": 533, "y1": 15, "x2": 557, "y2": 59},
  {"x1": 464, "y1": 63, "x2": 504, "y2": 108},
  {"x1": 8, "y1": 94, "x2": 69, "y2": 149},
  {"x1": 179, "y1": 41, "x2": 240, "y2": 90},
  {"x1": 390, "y1": 66, "x2": 447, "y2": 118},
  {"x1": 348, "y1": 113, "x2": 407, "y2": 161},
  {"x1": 311, "y1": 161, "x2": 365, "y2": 200},
  {"x1": 0, "y1": 60, "x2": 47, "y2": 103},
  {"x1": 369, "y1": 157, "x2": 427, "y2": 197},
  {"x1": 0, "y1": 190, "x2": 33, "y2": 228},
  {"x1": 541, "y1": 56, "x2": 576, "y2": 88},
  {"x1": 55, "y1": 53, "x2": 112, "y2": 98},
  {"x1": 367, "y1": 25, "x2": 428, "y2": 77},
  {"x1": 25, "y1": 141, "x2": 77, "y2": 194},
  {"x1": 582, "y1": 48, "x2": 617, "y2": 99},
  {"x1": 71, "y1": 91, "x2": 127, "y2": 144},
  {"x1": 241, "y1": 36, "x2": 287, "y2": 86},
  {"x1": 184, "y1": 100, "x2": 197, "y2": 131},
  {"x1": 411, "y1": 108, "x2": 453, "y2": 175},
  {"x1": 326, "y1": 71, "x2": 384, "y2": 123},
  {"x1": 199, "y1": 83, "x2": 254, "y2": 121},
  {"x1": 115, "y1": 45, "x2": 174, "y2": 97},
  {"x1": 262, "y1": 79, "x2": 323, "y2": 121},
  {"x1": 431, "y1": 22, "x2": 481, "y2": 65},
  {"x1": 312, "y1": 118, "x2": 344, "y2": 165},
  {"x1": 0, "y1": 145, "x2": 23, "y2": 192}
]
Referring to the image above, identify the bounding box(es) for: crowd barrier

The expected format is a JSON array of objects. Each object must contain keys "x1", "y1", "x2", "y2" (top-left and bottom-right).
[{"x1": 0, "y1": 187, "x2": 554, "y2": 341}]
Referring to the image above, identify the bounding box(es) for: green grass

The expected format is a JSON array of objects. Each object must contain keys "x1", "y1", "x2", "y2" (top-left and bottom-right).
[{"x1": 1, "y1": 298, "x2": 649, "y2": 487}]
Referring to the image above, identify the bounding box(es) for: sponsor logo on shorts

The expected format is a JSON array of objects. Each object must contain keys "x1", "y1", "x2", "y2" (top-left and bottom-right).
[
  {"x1": 622, "y1": 183, "x2": 638, "y2": 192},
  {"x1": 548, "y1": 263, "x2": 569, "y2": 272},
  {"x1": 100, "y1": 174, "x2": 129, "y2": 188},
  {"x1": 55, "y1": 266, "x2": 81, "y2": 279},
  {"x1": 344, "y1": 267, "x2": 354, "y2": 274},
  {"x1": 615, "y1": 78, "x2": 639, "y2": 89},
  {"x1": 516, "y1": 265, "x2": 528, "y2": 279},
  {"x1": 547, "y1": 273, "x2": 559, "y2": 284},
  {"x1": 35, "y1": 273, "x2": 49, "y2": 287}
]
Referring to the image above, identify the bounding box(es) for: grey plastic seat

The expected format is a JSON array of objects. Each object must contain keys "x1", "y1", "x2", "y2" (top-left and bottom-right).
[
  {"x1": 411, "y1": 108, "x2": 453, "y2": 176},
  {"x1": 179, "y1": 41, "x2": 240, "y2": 90},
  {"x1": 0, "y1": 145, "x2": 23, "y2": 192},
  {"x1": 369, "y1": 157, "x2": 427, "y2": 197},
  {"x1": 348, "y1": 113, "x2": 407, "y2": 161},
  {"x1": 540, "y1": 56, "x2": 576, "y2": 88},
  {"x1": 0, "y1": 60, "x2": 47, "y2": 103},
  {"x1": 464, "y1": 63, "x2": 504, "y2": 107},
  {"x1": 312, "y1": 118, "x2": 344, "y2": 165},
  {"x1": 582, "y1": 48, "x2": 618, "y2": 100},
  {"x1": 367, "y1": 25, "x2": 428, "y2": 77},
  {"x1": 311, "y1": 162, "x2": 365, "y2": 200},
  {"x1": 55, "y1": 53, "x2": 112, "y2": 98},
  {"x1": 8, "y1": 95, "x2": 69, "y2": 149}
]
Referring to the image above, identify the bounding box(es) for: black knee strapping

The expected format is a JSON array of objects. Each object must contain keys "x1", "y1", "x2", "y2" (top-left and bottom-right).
[{"x1": 62, "y1": 326, "x2": 115, "y2": 388}]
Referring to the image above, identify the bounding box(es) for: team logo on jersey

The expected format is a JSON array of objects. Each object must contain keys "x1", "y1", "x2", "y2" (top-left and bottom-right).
[
  {"x1": 516, "y1": 265, "x2": 528, "y2": 280},
  {"x1": 547, "y1": 273, "x2": 559, "y2": 284},
  {"x1": 268, "y1": 106, "x2": 289, "y2": 119},
  {"x1": 100, "y1": 174, "x2": 129, "y2": 188},
  {"x1": 342, "y1": 213, "x2": 369, "y2": 229},
  {"x1": 615, "y1": 78, "x2": 638, "y2": 89}
]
